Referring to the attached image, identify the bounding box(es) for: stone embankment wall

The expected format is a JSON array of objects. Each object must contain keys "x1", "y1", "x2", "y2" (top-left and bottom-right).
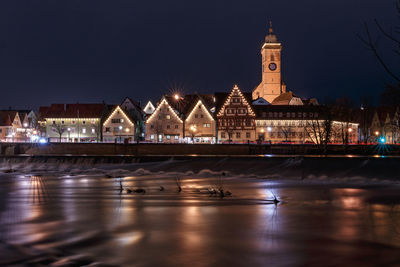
[{"x1": 1, "y1": 142, "x2": 400, "y2": 156}]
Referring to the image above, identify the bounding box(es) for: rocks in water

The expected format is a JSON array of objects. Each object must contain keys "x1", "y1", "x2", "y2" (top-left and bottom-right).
[
  {"x1": 125, "y1": 188, "x2": 146, "y2": 194},
  {"x1": 208, "y1": 188, "x2": 217, "y2": 195},
  {"x1": 134, "y1": 188, "x2": 146, "y2": 194}
]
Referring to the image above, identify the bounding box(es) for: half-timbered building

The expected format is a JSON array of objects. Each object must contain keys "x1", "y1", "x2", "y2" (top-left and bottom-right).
[{"x1": 216, "y1": 85, "x2": 256, "y2": 143}]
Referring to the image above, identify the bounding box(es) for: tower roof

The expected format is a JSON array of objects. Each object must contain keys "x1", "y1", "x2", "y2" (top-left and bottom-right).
[{"x1": 265, "y1": 21, "x2": 278, "y2": 43}]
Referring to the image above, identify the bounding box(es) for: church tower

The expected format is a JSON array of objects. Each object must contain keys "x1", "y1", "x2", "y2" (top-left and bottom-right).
[{"x1": 252, "y1": 22, "x2": 286, "y2": 102}]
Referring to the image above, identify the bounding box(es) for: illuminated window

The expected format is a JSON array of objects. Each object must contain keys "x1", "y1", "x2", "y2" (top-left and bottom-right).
[
  {"x1": 91, "y1": 119, "x2": 96, "y2": 124},
  {"x1": 203, "y1": 123, "x2": 211, "y2": 128},
  {"x1": 82, "y1": 128, "x2": 86, "y2": 134},
  {"x1": 166, "y1": 115, "x2": 171, "y2": 120},
  {"x1": 91, "y1": 128, "x2": 95, "y2": 134},
  {"x1": 174, "y1": 135, "x2": 179, "y2": 140},
  {"x1": 150, "y1": 135, "x2": 154, "y2": 140},
  {"x1": 166, "y1": 135, "x2": 170, "y2": 140}
]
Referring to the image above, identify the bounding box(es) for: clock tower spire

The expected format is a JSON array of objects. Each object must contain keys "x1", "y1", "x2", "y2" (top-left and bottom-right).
[{"x1": 252, "y1": 21, "x2": 285, "y2": 102}]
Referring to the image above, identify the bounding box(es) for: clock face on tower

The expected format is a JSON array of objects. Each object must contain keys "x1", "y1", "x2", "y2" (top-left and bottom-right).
[{"x1": 269, "y1": 63, "x2": 277, "y2": 71}]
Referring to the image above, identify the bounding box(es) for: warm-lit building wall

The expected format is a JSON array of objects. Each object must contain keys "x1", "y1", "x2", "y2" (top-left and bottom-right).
[
  {"x1": 184, "y1": 100, "x2": 216, "y2": 143},
  {"x1": 255, "y1": 119, "x2": 359, "y2": 144},
  {"x1": 102, "y1": 106, "x2": 135, "y2": 143},
  {"x1": 145, "y1": 99, "x2": 183, "y2": 143},
  {"x1": 44, "y1": 118, "x2": 101, "y2": 142}
]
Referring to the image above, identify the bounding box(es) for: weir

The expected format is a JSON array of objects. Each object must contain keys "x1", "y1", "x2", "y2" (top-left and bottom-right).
[{"x1": 0, "y1": 142, "x2": 399, "y2": 156}]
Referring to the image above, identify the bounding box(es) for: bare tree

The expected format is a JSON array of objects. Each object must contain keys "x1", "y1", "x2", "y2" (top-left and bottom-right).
[
  {"x1": 280, "y1": 126, "x2": 292, "y2": 143},
  {"x1": 358, "y1": 1, "x2": 400, "y2": 82},
  {"x1": 304, "y1": 107, "x2": 333, "y2": 153},
  {"x1": 53, "y1": 124, "x2": 66, "y2": 142},
  {"x1": 332, "y1": 97, "x2": 354, "y2": 145}
]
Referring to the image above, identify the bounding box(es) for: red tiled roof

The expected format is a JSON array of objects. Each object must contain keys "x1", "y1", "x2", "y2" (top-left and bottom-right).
[
  {"x1": 0, "y1": 111, "x2": 17, "y2": 126},
  {"x1": 39, "y1": 103, "x2": 106, "y2": 118}
]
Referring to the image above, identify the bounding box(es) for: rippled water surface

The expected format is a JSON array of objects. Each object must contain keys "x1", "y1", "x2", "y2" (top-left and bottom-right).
[{"x1": 1, "y1": 172, "x2": 400, "y2": 266}]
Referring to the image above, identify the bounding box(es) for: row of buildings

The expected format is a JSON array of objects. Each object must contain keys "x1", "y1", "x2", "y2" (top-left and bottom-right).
[{"x1": 1, "y1": 24, "x2": 398, "y2": 144}]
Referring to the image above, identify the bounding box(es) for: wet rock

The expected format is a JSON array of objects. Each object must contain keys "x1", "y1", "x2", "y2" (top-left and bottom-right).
[{"x1": 134, "y1": 188, "x2": 146, "y2": 193}]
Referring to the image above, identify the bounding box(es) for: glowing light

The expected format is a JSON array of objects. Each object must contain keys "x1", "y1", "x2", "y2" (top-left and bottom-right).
[
  {"x1": 174, "y1": 94, "x2": 180, "y2": 100},
  {"x1": 185, "y1": 100, "x2": 215, "y2": 122},
  {"x1": 379, "y1": 137, "x2": 386, "y2": 144},
  {"x1": 146, "y1": 98, "x2": 183, "y2": 123},
  {"x1": 375, "y1": 131, "x2": 379, "y2": 136},
  {"x1": 67, "y1": 128, "x2": 71, "y2": 131},
  {"x1": 39, "y1": 138, "x2": 47, "y2": 144},
  {"x1": 33, "y1": 130, "x2": 37, "y2": 135},
  {"x1": 119, "y1": 125, "x2": 123, "y2": 130},
  {"x1": 217, "y1": 85, "x2": 255, "y2": 117},
  {"x1": 267, "y1": 127, "x2": 272, "y2": 132},
  {"x1": 261, "y1": 128, "x2": 265, "y2": 133},
  {"x1": 23, "y1": 122, "x2": 28, "y2": 127},
  {"x1": 103, "y1": 106, "x2": 135, "y2": 127},
  {"x1": 348, "y1": 128, "x2": 353, "y2": 133},
  {"x1": 125, "y1": 128, "x2": 130, "y2": 132},
  {"x1": 190, "y1": 125, "x2": 197, "y2": 132}
]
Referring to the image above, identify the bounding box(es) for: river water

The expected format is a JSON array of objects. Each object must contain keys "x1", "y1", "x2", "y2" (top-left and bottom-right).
[{"x1": 0, "y1": 157, "x2": 400, "y2": 266}]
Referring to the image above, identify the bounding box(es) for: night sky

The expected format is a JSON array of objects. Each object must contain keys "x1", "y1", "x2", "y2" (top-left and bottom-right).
[{"x1": 0, "y1": 1, "x2": 397, "y2": 110}]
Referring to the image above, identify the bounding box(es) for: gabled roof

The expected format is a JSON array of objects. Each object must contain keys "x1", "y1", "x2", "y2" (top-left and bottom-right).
[
  {"x1": 252, "y1": 97, "x2": 270, "y2": 105},
  {"x1": 271, "y1": 91, "x2": 303, "y2": 105},
  {"x1": 39, "y1": 103, "x2": 107, "y2": 118},
  {"x1": 146, "y1": 96, "x2": 184, "y2": 123},
  {"x1": 121, "y1": 97, "x2": 141, "y2": 110},
  {"x1": 183, "y1": 94, "x2": 215, "y2": 121},
  {"x1": 143, "y1": 101, "x2": 156, "y2": 114},
  {"x1": 216, "y1": 85, "x2": 255, "y2": 117},
  {"x1": 0, "y1": 111, "x2": 18, "y2": 126},
  {"x1": 103, "y1": 105, "x2": 135, "y2": 126}
]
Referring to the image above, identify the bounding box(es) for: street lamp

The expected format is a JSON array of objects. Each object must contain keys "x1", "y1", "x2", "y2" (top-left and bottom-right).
[
  {"x1": 190, "y1": 125, "x2": 197, "y2": 143},
  {"x1": 67, "y1": 128, "x2": 71, "y2": 142},
  {"x1": 348, "y1": 128, "x2": 353, "y2": 133},
  {"x1": 375, "y1": 131, "x2": 379, "y2": 136}
]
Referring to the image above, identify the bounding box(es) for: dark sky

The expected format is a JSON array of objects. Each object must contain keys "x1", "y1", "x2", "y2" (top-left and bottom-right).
[{"x1": 0, "y1": 0, "x2": 397, "y2": 110}]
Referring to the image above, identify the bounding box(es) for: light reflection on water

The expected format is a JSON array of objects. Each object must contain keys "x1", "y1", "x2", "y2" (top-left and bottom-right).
[{"x1": 0, "y1": 174, "x2": 399, "y2": 266}]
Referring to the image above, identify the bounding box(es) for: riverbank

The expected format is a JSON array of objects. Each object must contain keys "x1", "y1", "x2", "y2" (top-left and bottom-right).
[{"x1": 1, "y1": 142, "x2": 399, "y2": 156}]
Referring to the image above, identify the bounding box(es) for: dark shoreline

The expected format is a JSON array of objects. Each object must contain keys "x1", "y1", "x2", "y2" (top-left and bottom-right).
[{"x1": 1, "y1": 142, "x2": 400, "y2": 156}]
